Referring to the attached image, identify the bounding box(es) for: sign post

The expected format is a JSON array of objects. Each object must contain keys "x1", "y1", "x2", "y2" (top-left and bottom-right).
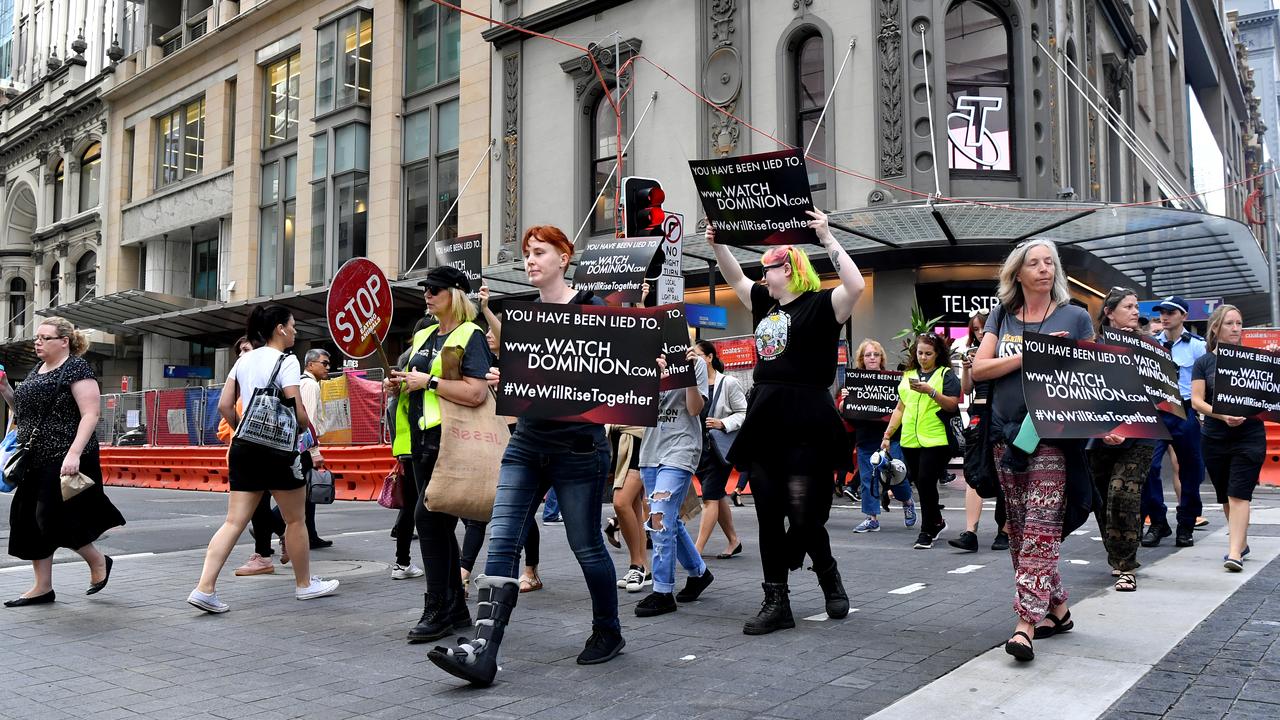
[
  {"x1": 657, "y1": 213, "x2": 684, "y2": 306},
  {"x1": 327, "y1": 258, "x2": 395, "y2": 369}
]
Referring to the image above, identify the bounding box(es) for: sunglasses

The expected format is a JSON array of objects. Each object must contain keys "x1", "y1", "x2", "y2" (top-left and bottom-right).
[
  {"x1": 424, "y1": 285, "x2": 447, "y2": 296},
  {"x1": 762, "y1": 262, "x2": 787, "y2": 272}
]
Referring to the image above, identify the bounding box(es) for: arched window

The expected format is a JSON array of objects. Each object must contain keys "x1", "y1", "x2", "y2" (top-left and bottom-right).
[
  {"x1": 52, "y1": 159, "x2": 65, "y2": 221},
  {"x1": 589, "y1": 91, "x2": 625, "y2": 235},
  {"x1": 945, "y1": 1, "x2": 1014, "y2": 173},
  {"x1": 75, "y1": 252, "x2": 96, "y2": 302},
  {"x1": 48, "y1": 262, "x2": 60, "y2": 306},
  {"x1": 80, "y1": 142, "x2": 101, "y2": 211},
  {"x1": 795, "y1": 33, "x2": 825, "y2": 191},
  {"x1": 8, "y1": 277, "x2": 26, "y2": 339}
]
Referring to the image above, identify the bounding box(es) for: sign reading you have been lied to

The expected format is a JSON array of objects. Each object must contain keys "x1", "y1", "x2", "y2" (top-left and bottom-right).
[
  {"x1": 1100, "y1": 328, "x2": 1185, "y2": 420},
  {"x1": 1211, "y1": 344, "x2": 1280, "y2": 422},
  {"x1": 841, "y1": 370, "x2": 903, "y2": 422},
  {"x1": 689, "y1": 148, "x2": 819, "y2": 246},
  {"x1": 435, "y1": 233, "x2": 483, "y2": 299},
  {"x1": 496, "y1": 301, "x2": 663, "y2": 426},
  {"x1": 572, "y1": 236, "x2": 663, "y2": 306},
  {"x1": 1022, "y1": 332, "x2": 1170, "y2": 440}
]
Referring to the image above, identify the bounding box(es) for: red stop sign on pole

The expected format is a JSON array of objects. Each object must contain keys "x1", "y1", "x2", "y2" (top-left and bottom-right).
[{"x1": 327, "y1": 258, "x2": 394, "y2": 360}]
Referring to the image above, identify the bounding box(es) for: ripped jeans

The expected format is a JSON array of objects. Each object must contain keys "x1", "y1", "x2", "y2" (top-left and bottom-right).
[{"x1": 640, "y1": 466, "x2": 708, "y2": 594}]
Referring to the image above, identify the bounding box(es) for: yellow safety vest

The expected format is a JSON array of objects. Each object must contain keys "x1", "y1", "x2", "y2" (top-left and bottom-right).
[
  {"x1": 898, "y1": 367, "x2": 952, "y2": 449},
  {"x1": 392, "y1": 321, "x2": 481, "y2": 456}
]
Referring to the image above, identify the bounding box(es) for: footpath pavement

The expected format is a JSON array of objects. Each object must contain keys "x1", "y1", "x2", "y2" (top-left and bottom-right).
[{"x1": 0, "y1": 483, "x2": 1276, "y2": 719}]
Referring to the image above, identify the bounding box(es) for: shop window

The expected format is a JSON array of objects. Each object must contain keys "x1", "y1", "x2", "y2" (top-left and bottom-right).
[
  {"x1": 589, "y1": 91, "x2": 626, "y2": 236},
  {"x1": 945, "y1": 1, "x2": 1014, "y2": 173},
  {"x1": 8, "y1": 277, "x2": 25, "y2": 339},
  {"x1": 80, "y1": 142, "x2": 101, "y2": 211},
  {"x1": 405, "y1": 0, "x2": 460, "y2": 94}
]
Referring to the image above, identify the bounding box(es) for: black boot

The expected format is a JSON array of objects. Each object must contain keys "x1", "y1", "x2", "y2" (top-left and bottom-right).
[
  {"x1": 407, "y1": 587, "x2": 472, "y2": 643},
  {"x1": 427, "y1": 575, "x2": 520, "y2": 687},
  {"x1": 743, "y1": 582, "x2": 795, "y2": 635},
  {"x1": 406, "y1": 592, "x2": 443, "y2": 643},
  {"x1": 814, "y1": 560, "x2": 850, "y2": 619}
]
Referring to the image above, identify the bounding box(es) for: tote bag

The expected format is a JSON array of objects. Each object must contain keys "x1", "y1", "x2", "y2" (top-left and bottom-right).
[
  {"x1": 425, "y1": 391, "x2": 509, "y2": 522},
  {"x1": 233, "y1": 353, "x2": 299, "y2": 455}
]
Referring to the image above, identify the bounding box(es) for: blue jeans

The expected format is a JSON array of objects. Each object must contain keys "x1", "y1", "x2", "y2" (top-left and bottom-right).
[
  {"x1": 484, "y1": 437, "x2": 618, "y2": 632},
  {"x1": 542, "y1": 487, "x2": 560, "y2": 521},
  {"x1": 641, "y1": 466, "x2": 708, "y2": 594},
  {"x1": 1142, "y1": 407, "x2": 1204, "y2": 532},
  {"x1": 857, "y1": 440, "x2": 912, "y2": 516}
]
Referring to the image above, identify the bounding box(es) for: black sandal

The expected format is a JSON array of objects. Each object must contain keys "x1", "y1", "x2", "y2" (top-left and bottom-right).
[
  {"x1": 1033, "y1": 609, "x2": 1074, "y2": 639},
  {"x1": 1004, "y1": 631, "x2": 1034, "y2": 662},
  {"x1": 1114, "y1": 573, "x2": 1136, "y2": 592}
]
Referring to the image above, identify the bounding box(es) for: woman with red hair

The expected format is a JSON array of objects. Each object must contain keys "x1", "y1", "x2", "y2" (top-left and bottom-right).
[
  {"x1": 706, "y1": 209, "x2": 866, "y2": 635},
  {"x1": 427, "y1": 225, "x2": 623, "y2": 686}
]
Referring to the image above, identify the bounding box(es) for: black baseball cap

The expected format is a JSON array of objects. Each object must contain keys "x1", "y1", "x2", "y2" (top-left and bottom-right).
[
  {"x1": 1156, "y1": 296, "x2": 1189, "y2": 315},
  {"x1": 418, "y1": 266, "x2": 471, "y2": 294}
]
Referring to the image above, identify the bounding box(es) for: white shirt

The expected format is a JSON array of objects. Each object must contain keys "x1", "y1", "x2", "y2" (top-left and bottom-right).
[{"x1": 228, "y1": 347, "x2": 301, "y2": 408}]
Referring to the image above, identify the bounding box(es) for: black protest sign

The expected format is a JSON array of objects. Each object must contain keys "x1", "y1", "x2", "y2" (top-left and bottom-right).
[
  {"x1": 496, "y1": 301, "x2": 662, "y2": 426},
  {"x1": 689, "y1": 148, "x2": 819, "y2": 246},
  {"x1": 1211, "y1": 344, "x2": 1280, "y2": 422},
  {"x1": 572, "y1": 237, "x2": 663, "y2": 306},
  {"x1": 1100, "y1": 328, "x2": 1186, "y2": 419},
  {"x1": 841, "y1": 370, "x2": 903, "y2": 421},
  {"x1": 1022, "y1": 332, "x2": 1169, "y2": 440},
  {"x1": 657, "y1": 304, "x2": 696, "y2": 392},
  {"x1": 435, "y1": 233, "x2": 483, "y2": 297}
]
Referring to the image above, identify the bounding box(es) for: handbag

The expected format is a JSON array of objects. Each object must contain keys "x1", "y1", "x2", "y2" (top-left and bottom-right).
[
  {"x1": 234, "y1": 353, "x2": 299, "y2": 456},
  {"x1": 425, "y1": 390, "x2": 509, "y2": 522},
  {"x1": 377, "y1": 461, "x2": 406, "y2": 509},
  {"x1": 962, "y1": 306, "x2": 1003, "y2": 498},
  {"x1": 60, "y1": 471, "x2": 95, "y2": 501},
  {"x1": 935, "y1": 368, "x2": 964, "y2": 457},
  {"x1": 0, "y1": 428, "x2": 19, "y2": 493},
  {"x1": 307, "y1": 467, "x2": 335, "y2": 504}
]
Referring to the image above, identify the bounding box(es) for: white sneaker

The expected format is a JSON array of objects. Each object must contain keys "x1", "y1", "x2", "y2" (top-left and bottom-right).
[
  {"x1": 622, "y1": 566, "x2": 651, "y2": 593},
  {"x1": 296, "y1": 577, "x2": 340, "y2": 600},
  {"x1": 391, "y1": 563, "x2": 424, "y2": 580},
  {"x1": 187, "y1": 589, "x2": 229, "y2": 614}
]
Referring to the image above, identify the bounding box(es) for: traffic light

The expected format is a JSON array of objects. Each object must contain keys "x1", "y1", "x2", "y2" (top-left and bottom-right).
[{"x1": 622, "y1": 176, "x2": 666, "y2": 237}]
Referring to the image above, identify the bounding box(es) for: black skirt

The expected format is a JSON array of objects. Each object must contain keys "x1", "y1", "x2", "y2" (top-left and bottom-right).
[
  {"x1": 227, "y1": 439, "x2": 305, "y2": 493},
  {"x1": 727, "y1": 383, "x2": 850, "y2": 475},
  {"x1": 8, "y1": 451, "x2": 125, "y2": 561}
]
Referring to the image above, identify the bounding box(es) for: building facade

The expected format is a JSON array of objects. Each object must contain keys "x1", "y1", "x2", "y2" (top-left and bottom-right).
[
  {"x1": 0, "y1": 0, "x2": 126, "y2": 378},
  {"x1": 81, "y1": 0, "x2": 490, "y2": 389},
  {"x1": 488, "y1": 0, "x2": 1270, "y2": 347}
]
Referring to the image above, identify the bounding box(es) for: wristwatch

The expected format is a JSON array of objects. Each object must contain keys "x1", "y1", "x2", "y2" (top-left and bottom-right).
[{"x1": 427, "y1": 375, "x2": 440, "y2": 391}]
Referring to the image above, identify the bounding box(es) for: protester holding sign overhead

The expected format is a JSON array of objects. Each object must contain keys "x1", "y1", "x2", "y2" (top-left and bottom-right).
[
  {"x1": 705, "y1": 208, "x2": 864, "y2": 635},
  {"x1": 384, "y1": 266, "x2": 491, "y2": 644},
  {"x1": 881, "y1": 333, "x2": 960, "y2": 549},
  {"x1": 1191, "y1": 305, "x2": 1264, "y2": 572},
  {"x1": 428, "y1": 225, "x2": 624, "y2": 687},
  {"x1": 972, "y1": 240, "x2": 1093, "y2": 663},
  {"x1": 1087, "y1": 288, "x2": 1158, "y2": 592}
]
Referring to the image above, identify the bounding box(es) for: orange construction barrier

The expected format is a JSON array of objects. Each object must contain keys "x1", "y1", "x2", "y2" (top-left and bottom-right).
[
  {"x1": 1262, "y1": 423, "x2": 1280, "y2": 487},
  {"x1": 100, "y1": 445, "x2": 397, "y2": 501}
]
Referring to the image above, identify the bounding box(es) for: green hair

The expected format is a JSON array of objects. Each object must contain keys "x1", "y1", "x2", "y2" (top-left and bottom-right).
[{"x1": 761, "y1": 246, "x2": 821, "y2": 294}]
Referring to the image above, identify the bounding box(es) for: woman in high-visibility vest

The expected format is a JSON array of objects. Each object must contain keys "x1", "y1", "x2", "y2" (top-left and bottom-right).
[
  {"x1": 881, "y1": 333, "x2": 961, "y2": 550},
  {"x1": 385, "y1": 265, "x2": 492, "y2": 645}
]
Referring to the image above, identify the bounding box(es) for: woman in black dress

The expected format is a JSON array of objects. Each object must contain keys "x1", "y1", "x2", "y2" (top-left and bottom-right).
[
  {"x1": 5, "y1": 316, "x2": 124, "y2": 607},
  {"x1": 707, "y1": 209, "x2": 866, "y2": 634}
]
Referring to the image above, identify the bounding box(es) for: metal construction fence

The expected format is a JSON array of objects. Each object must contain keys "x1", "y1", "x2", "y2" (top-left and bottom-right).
[{"x1": 98, "y1": 368, "x2": 389, "y2": 447}]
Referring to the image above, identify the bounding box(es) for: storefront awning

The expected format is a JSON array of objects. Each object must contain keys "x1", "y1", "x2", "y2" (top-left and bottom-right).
[
  {"x1": 680, "y1": 199, "x2": 1271, "y2": 301},
  {"x1": 125, "y1": 269, "x2": 541, "y2": 344},
  {"x1": 40, "y1": 290, "x2": 214, "y2": 336}
]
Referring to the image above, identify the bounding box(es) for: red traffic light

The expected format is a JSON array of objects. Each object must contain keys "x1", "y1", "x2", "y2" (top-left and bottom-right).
[{"x1": 623, "y1": 176, "x2": 666, "y2": 237}]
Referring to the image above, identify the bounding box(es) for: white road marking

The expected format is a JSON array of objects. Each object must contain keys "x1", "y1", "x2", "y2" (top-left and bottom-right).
[
  {"x1": 948, "y1": 565, "x2": 985, "y2": 574},
  {"x1": 888, "y1": 583, "x2": 927, "y2": 595},
  {"x1": 1068, "y1": 559, "x2": 1090, "y2": 565}
]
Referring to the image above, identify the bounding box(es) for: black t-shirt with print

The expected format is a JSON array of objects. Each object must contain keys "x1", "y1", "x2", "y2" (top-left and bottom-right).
[
  {"x1": 405, "y1": 325, "x2": 492, "y2": 454},
  {"x1": 750, "y1": 283, "x2": 841, "y2": 388}
]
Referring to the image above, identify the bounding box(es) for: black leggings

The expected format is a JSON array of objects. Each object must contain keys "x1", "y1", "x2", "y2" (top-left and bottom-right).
[
  {"x1": 251, "y1": 453, "x2": 319, "y2": 554},
  {"x1": 396, "y1": 466, "x2": 541, "y2": 571},
  {"x1": 750, "y1": 459, "x2": 835, "y2": 584},
  {"x1": 901, "y1": 445, "x2": 951, "y2": 536}
]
